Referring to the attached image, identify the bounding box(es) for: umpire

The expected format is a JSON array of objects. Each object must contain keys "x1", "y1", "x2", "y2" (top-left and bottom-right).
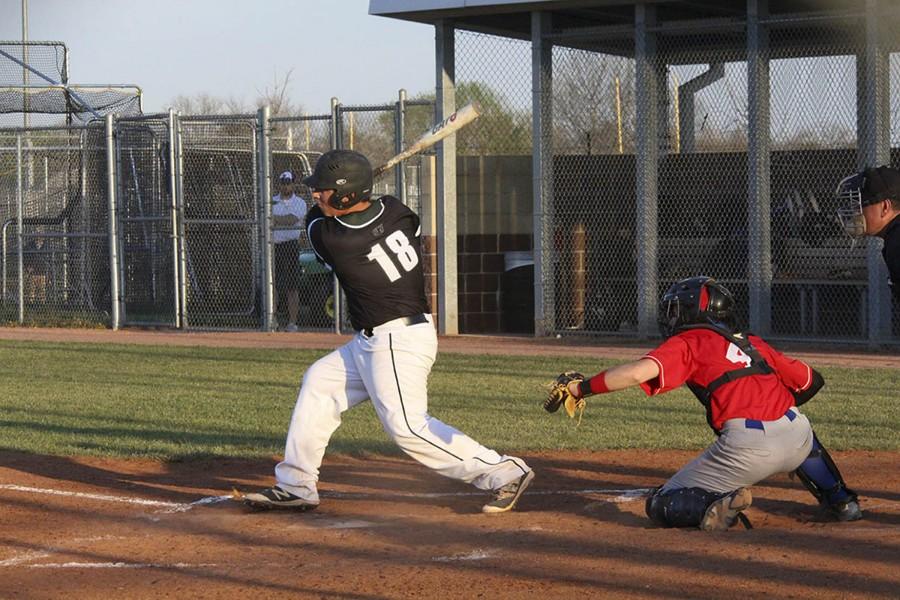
[
  {"x1": 836, "y1": 165, "x2": 900, "y2": 300},
  {"x1": 272, "y1": 171, "x2": 308, "y2": 331}
]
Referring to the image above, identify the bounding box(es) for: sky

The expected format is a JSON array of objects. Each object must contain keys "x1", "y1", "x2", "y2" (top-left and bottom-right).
[{"x1": 0, "y1": 0, "x2": 436, "y2": 114}]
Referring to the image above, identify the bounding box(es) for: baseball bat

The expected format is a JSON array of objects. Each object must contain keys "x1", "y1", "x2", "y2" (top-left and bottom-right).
[{"x1": 372, "y1": 101, "x2": 482, "y2": 177}]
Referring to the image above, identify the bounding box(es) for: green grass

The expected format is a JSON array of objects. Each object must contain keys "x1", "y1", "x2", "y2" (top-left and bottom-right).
[{"x1": 0, "y1": 339, "x2": 897, "y2": 459}]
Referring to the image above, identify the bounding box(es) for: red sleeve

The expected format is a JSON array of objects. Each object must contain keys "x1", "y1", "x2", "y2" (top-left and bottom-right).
[
  {"x1": 750, "y1": 336, "x2": 813, "y2": 393},
  {"x1": 639, "y1": 335, "x2": 694, "y2": 396}
]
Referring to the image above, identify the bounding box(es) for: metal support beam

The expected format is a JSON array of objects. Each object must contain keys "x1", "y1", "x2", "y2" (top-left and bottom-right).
[
  {"x1": 858, "y1": 0, "x2": 892, "y2": 346},
  {"x1": 105, "y1": 114, "x2": 121, "y2": 330},
  {"x1": 748, "y1": 0, "x2": 772, "y2": 335},
  {"x1": 330, "y1": 96, "x2": 343, "y2": 334},
  {"x1": 532, "y1": 11, "x2": 554, "y2": 336},
  {"x1": 174, "y1": 115, "x2": 189, "y2": 329},
  {"x1": 436, "y1": 20, "x2": 458, "y2": 335},
  {"x1": 167, "y1": 109, "x2": 183, "y2": 328},
  {"x1": 635, "y1": 5, "x2": 659, "y2": 338},
  {"x1": 16, "y1": 134, "x2": 24, "y2": 323},
  {"x1": 258, "y1": 105, "x2": 275, "y2": 332},
  {"x1": 396, "y1": 89, "x2": 407, "y2": 204}
]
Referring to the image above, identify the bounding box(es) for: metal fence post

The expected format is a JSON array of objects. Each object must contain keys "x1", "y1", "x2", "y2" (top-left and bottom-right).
[
  {"x1": 174, "y1": 114, "x2": 189, "y2": 329},
  {"x1": 532, "y1": 11, "x2": 554, "y2": 336},
  {"x1": 747, "y1": 0, "x2": 772, "y2": 335},
  {"x1": 396, "y1": 89, "x2": 407, "y2": 204},
  {"x1": 331, "y1": 98, "x2": 344, "y2": 150},
  {"x1": 16, "y1": 133, "x2": 24, "y2": 323},
  {"x1": 635, "y1": 5, "x2": 660, "y2": 338},
  {"x1": 330, "y1": 97, "x2": 343, "y2": 334},
  {"x1": 167, "y1": 109, "x2": 183, "y2": 328},
  {"x1": 258, "y1": 105, "x2": 275, "y2": 332},
  {"x1": 436, "y1": 20, "x2": 459, "y2": 335},
  {"x1": 859, "y1": 0, "x2": 892, "y2": 346},
  {"x1": 105, "y1": 114, "x2": 121, "y2": 330}
]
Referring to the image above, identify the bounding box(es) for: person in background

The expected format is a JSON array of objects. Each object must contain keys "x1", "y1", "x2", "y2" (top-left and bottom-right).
[
  {"x1": 272, "y1": 170, "x2": 307, "y2": 331},
  {"x1": 836, "y1": 165, "x2": 900, "y2": 301}
]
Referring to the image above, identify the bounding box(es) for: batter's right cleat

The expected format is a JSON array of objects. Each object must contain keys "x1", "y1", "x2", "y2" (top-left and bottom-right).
[
  {"x1": 241, "y1": 485, "x2": 318, "y2": 511},
  {"x1": 482, "y1": 470, "x2": 535, "y2": 514},
  {"x1": 830, "y1": 499, "x2": 863, "y2": 522},
  {"x1": 699, "y1": 487, "x2": 753, "y2": 532}
]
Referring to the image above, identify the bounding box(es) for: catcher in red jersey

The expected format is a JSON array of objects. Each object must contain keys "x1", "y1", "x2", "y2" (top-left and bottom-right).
[{"x1": 551, "y1": 276, "x2": 861, "y2": 531}]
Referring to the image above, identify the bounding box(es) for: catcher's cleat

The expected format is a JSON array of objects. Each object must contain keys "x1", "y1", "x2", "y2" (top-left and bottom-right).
[
  {"x1": 240, "y1": 485, "x2": 319, "y2": 511},
  {"x1": 699, "y1": 487, "x2": 752, "y2": 532},
  {"x1": 482, "y1": 470, "x2": 535, "y2": 514},
  {"x1": 830, "y1": 499, "x2": 863, "y2": 522}
]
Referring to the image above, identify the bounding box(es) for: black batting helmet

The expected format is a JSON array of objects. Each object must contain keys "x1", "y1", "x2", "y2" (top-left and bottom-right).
[
  {"x1": 303, "y1": 149, "x2": 373, "y2": 210},
  {"x1": 658, "y1": 276, "x2": 736, "y2": 338}
]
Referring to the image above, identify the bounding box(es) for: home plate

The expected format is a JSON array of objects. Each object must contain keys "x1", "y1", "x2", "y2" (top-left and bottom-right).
[{"x1": 433, "y1": 549, "x2": 496, "y2": 562}]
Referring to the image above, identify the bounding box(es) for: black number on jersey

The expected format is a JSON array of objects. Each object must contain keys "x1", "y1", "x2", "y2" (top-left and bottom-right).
[{"x1": 365, "y1": 230, "x2": 419, "y2": 282}]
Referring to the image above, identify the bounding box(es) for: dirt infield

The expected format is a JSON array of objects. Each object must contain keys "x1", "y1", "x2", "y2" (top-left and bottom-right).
[
  {"x1": 0, "y1": 451, "x2": 898, "y2": 599},
  {"x1": 1, "y1": 327, "x2": 899, "y2": 598}
]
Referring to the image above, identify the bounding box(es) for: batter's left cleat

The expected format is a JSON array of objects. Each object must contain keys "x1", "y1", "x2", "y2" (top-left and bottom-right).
[
  {"x1": 482, "y1": 470, "x2": 535, "y2": 514},
  {"x1": 699, "y1": 487, "x2": 752, "y2": 532},
  {"x1": 240, "y1": 485, "x2": 319, "y2": 511}
]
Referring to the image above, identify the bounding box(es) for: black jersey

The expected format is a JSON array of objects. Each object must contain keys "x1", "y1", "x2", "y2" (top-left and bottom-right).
[
  {"x1": 306, "y1": 196, "x2": 430, "y2": 331},
  {"x1": 881, "y1": 213, "x2": 900, "y2": 301}
]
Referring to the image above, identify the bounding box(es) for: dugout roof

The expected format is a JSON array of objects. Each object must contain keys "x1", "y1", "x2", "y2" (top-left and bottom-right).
[{"x1": 369, "y1": 0, "x2": 898, "y2": 60}]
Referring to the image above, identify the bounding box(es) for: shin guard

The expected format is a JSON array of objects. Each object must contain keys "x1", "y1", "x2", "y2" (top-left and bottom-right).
[{"x1": 794, "y1": 432, "x2": 857, "y2": 507}]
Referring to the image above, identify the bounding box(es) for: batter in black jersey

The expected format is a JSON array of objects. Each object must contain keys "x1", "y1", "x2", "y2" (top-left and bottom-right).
[
  {"x1": 242, "y1": 150, "x2": 534, "y2": 514},
  {"x1": 306, "y1": 196, "x2": 428, "y2": 331}
]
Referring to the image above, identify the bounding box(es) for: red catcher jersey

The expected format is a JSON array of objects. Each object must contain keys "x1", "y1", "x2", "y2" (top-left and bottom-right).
[{"x1": 639, "y1": 328, "x2": 813, "y2": 430}]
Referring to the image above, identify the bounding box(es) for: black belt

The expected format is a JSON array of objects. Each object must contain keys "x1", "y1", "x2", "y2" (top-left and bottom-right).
[{"x1": 362, "y1": 313, "x2": 429, "y2": 338}]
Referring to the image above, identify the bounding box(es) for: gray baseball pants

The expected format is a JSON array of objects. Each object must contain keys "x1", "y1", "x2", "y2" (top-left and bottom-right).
[{"x1": 661, "y1": 407, "x2": 813, "y2": 494}]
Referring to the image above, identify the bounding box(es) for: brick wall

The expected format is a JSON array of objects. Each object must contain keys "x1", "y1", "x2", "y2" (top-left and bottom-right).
[{"x1": 458, "y1": 233, "x2": 532, "y2": 333}]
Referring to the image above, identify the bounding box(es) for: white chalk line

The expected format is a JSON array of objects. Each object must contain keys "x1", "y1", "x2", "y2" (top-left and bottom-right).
[
  {"x1": 321, "y1": 487, "x2": 653, "y2": 499},
  {"x1": 0, "y1": 551, "x2": 51, "y2": 567},
  {"x1": 0, "y1": 482, "x2": 652, "y2": 514},
  {"x1": 27, "y1": 561, "x2": 217, "y2": 570}
]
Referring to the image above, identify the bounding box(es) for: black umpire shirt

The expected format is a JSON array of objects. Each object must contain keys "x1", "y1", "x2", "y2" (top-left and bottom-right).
[
  {"x1": 881, "y1": 213, "x2": 900, "y2": 301},
  {"x1": 306, "y1": 196, "x2": 430, "y2": 331}
]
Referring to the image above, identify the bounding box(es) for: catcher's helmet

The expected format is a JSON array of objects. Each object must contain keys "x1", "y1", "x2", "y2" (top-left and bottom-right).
[
  {"x1": 658, "y1": 276, "x2": 736, "y2": 338},
  {"x1": 303, "y1": 149, "x2": 373, "y2": 210},
  {"x1": 836, "y1": 165, "x2": 900, "y2": 237}
]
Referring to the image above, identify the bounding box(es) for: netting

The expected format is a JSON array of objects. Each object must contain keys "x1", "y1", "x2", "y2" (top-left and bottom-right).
[
  {"x1": 0, "y1": 85, "x2": 142, "y2": 124},
  {"x1": 0, "y1": 41, "x2": 66, "y2": 85},
  {"x1": 0, "y1": 41, "x2": 141, "y2": 127}
]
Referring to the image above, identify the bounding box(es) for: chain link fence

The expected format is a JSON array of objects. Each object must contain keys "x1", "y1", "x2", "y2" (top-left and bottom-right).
[
  {"x1": 0, "y1": 95, "x2": 432, "y2": 332},
  {"x1": 269, "y1": 113, "x2": 334, "y2": 331},
  {"x1": 452, "y1": 15, "x2": 899, "y2": 344},
  {"x1": 178, "y1": 115, "x2": 259, "y2": 329},
  {"x1": 454, "y1": 32, "x2": 535, "y2": 334},
  {"x1": 0, "y1": 125, "x2": 111, "y2": 325}
]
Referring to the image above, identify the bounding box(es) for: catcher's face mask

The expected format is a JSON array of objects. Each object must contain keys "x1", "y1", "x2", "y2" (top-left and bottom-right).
[{"x1": 836, "y1": 172, "x2": 868, "y2": 238}]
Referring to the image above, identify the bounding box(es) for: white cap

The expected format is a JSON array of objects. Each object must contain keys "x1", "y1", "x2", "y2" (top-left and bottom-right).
[{"x1": 278, "y1": 171, "x2": 294, "y2": 182}]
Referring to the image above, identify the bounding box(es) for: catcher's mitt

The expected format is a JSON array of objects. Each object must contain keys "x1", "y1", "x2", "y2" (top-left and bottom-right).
[{"x1": 544, "y1": 371, "x2": 587, "y2": 422}]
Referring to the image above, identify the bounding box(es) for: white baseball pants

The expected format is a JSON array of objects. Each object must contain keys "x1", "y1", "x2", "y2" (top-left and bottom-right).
[{"x1": 274, "y1": 316, "x2": 531, "y2": 502}]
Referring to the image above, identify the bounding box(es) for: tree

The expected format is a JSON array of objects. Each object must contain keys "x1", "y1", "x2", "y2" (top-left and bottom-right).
[
  {"x1": 552, "y1": 51, "x2": 636, "y2": 155},
  {"x1": 401, "y1": 82, "x2": 531, "y2": 155},
  {"x1": 169, "y1": 69, "x2": 304, "y2": 118}
]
